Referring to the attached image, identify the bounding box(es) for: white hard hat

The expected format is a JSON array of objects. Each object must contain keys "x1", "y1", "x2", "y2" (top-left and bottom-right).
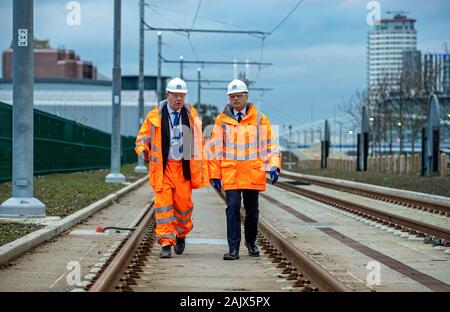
[
  {"x1": 166, "y1": 77, "x2": 188, "y2": 94},
  {"x1": 227, "y1": 79, "x2": 248, "y2": 95}
]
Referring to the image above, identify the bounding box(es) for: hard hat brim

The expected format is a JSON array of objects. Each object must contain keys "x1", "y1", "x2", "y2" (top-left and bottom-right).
[
  {"x1": 166, "y1": 89, "x2": 188, "y2": 94},
  {"x1": 227, "y1": 90, "x2": 248, "y2": 95}
]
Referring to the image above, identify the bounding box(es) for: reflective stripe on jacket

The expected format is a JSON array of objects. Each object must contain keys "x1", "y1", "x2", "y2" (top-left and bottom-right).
[
  {"x1": 135, "y1": 100, "x2": 209, "y2": 191},
  {"x1": 207, "y1": 103, "x2": 281, "y2": 191}
]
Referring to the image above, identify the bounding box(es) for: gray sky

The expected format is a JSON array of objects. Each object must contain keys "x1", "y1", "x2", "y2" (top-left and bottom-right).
[{"x1": 0, "y1": 0, "x2": 449, "y2": 129}]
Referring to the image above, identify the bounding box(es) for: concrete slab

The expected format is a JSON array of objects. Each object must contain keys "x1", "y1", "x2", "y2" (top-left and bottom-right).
[
  {"x1": 131, "y1": 187, "x2": 295, "y2": 292},
  {"x1": 0, "y1": 176, "x2": 148, "y2": 266},
  {"x1": 0, "y1": 182, "x2": 153, "y2": 292},
  {"x1": 261, "y1": 184, "x2": 450, "y2": 292},
  {"x1": 0, "y1": 216, "x2": 61, "y2": 226}
]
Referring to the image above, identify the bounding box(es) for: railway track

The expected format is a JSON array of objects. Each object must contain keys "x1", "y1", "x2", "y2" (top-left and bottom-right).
[
  {"x1": 280, "y1": 172, "x2": 450, "y2": 217},
  {"x1": 85, "y1": 191, "x2": 352, "y2": 292},
  {"x1": 273, "y1": 177, "x2": 450, "y2": 246},
  {"x1": 260, "y1": 185, "x2": 450, "y2": 292},
  {"x1": 83, "y1": 171, "x2": 450, "y2": 293}
]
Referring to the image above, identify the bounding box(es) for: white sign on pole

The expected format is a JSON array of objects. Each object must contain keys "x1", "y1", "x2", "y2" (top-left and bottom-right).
[{"x1": 18, "y1": 29, "x2": 28, "y2": 47}]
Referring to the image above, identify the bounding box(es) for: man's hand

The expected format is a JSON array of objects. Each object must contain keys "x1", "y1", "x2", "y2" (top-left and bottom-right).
[
  {"x1": 269, "y1": 167, "x2": 279, "y2": 184},
  {"x1": 210, "y1": 179, "x2": 222, "y2": 191}
]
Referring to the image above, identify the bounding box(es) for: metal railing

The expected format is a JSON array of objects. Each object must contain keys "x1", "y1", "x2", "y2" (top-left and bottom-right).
[{"x1": 0, "y1": 102, "x2": 136, "y2": 182}]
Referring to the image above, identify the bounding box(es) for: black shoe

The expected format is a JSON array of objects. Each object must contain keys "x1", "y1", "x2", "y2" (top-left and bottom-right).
[
  {"x1": 245, "y1": 242, "x2": 260, "y2": 257},
  {"x1": 174, "y1": 236, "x2": 185, "y2": 255},
  {"x1": 223, "y1": 249, "x2": 239, "y2": 260},
  {"x1": 159, "y1": 245, "x2": 172, "y2": 258}
]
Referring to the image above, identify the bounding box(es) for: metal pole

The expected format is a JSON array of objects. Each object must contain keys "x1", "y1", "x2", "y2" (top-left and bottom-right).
[
  {"x1": 0, "y1": 0, "x2": 45, "y2": 217},
  {"x1": 336, "y1": 121, "x2": 342, "y2": 153},
  {"x1": 288, "y1": 125, "x2": 292, "y2": 169},
  {"x1": 135, "y1": 0, "x2": 147, "y2": 173},
  {"x1": 197, "y1": 68, "x2": 201, "y2": 106},
  {"x1": 180, "y1": 56, "x2": 184, "y2": 79},
  {"x1": 157, "y1": 31, "x2": 162, "y2": 102},
  {"x1": 106, "y1": 0, "x2": 125, "y2": 183},
  {"x1": 353, "y1": 126, "x2": 356, "y2": 155}
]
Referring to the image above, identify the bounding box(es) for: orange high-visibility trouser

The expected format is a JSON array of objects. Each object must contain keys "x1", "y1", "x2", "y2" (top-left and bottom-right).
[{"x1": 154, "y1": 160, "x2": 194, "y2": 246}]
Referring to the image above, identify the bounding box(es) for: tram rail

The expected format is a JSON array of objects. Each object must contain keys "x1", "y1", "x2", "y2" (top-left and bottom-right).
[{"x1": 279, "y1": 172, "x2": 450, "y2": 217}]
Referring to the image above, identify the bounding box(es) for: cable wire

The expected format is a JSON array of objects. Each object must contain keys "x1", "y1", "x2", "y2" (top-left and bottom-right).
[
  {"x1": 191, "y1": 0, "x2": 202, "y2": 29},
  {"x1": 270, "y1": 0, "x2": 304, "y2": 34},
  {"x1": 145, "y1": 2, "x2": 247, "y2": 30}
]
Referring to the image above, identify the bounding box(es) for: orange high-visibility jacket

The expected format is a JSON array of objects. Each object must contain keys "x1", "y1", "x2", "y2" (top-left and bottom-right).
[
  {"x1": 207, "y1": 103, "x2": 281, "y2": 191},
  {"x1": 135, "y1": 101, "x2": 209, "y2": 192}
]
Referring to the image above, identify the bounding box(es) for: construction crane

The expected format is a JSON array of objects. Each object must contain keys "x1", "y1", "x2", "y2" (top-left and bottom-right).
[
  {"x1": 386, "y1": 10, "x2": 409, "y2": 18},
  {"x1": 442, "y1": 42, "x2": 449, "y2": 54}
]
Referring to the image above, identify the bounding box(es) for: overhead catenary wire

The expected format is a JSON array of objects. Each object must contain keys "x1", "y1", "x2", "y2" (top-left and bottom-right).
[
  {"x1": 191, "y1": 0, "x2": 202, "y2": 29},
  {"x1": 145, "y1": 3, "x2": 249, "y2": 30},
  {"x1": 146, "y1": 4, "x2": 184, "y2": 31},
  {"x1": 254, "y1": 0, "x2": 305, "y2": 84},
  {"x1": 144, "y1": 2, "x2": 303, "y2": 98},
  {"x1": 188, "y1": 0, "x2": 202, "y2": 62},
  {"x1": 270, "y1": 0, "x2": 305, "y2": 34}
]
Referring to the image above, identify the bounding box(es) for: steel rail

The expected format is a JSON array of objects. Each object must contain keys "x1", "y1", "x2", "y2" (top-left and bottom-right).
[
  {"x1": 88, "y1": 204, "x2": 155, "y2": 292},
  {"x1": 217, "y1": 190, "x2": 352, "y2": 292},
  {"x1": 280, "y1": 172, "x2": 450, "y2": 216},
  {"x1": 258, "y1": 216, "x2": 352, "y2": 292},
  {"x1": 274, "y1": 180, "x2": 450, "y2": 242}
]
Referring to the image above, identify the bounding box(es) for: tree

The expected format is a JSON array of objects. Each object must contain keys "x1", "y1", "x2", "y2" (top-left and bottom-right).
[{"x1": 194, "y1": 103, "x2": 219, "y2": 130}]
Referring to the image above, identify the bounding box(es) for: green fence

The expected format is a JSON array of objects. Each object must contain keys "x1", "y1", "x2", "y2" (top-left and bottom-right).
[{"x1": 0, "y1": 102, "x2": 137, "y2": 182}]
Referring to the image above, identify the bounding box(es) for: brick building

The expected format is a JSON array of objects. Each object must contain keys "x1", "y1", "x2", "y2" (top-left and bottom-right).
[{"x1": 2, "y1": 39, "x2": 97, "y2": 80}]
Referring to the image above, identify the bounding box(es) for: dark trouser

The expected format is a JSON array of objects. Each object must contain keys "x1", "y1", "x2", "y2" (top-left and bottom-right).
[{"x1": 225, "y1": 189, "x2": 259, "y2": 251}]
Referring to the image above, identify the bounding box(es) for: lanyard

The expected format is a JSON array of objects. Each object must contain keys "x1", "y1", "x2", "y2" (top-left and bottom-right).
[
  {"x1": 169, "y1": 112, "x2": 182, "y2": 140},
  {"x1": 168, "y1": 112, "x2": 181, "y2": 129}
]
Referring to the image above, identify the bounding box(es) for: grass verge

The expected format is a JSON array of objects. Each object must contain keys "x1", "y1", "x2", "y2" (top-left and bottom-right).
[{"x1": 0, "y1": 163, "x2": 147, "y2": 247}]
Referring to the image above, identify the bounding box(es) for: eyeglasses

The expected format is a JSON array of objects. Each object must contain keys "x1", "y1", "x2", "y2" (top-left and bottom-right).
[
  {"x1": 168, "y1": 92, "x2": 186, "y2": 98},
  {"x1": 228, "y1": 93, "x2": 247, "y2": 98}
]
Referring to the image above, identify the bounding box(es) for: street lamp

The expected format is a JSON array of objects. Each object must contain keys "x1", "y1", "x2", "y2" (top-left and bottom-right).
[
  {"x1": 336, "y1": 121, "x2": 343, "y2": 153},
  {"x1": 302, "y1": 129, "x2": 308, "y2": 148},
  {"x1": 348, "y1": 130, "x2": 354, "y2": 155},
  {"x1": 179, "y1": 56, "x2": 184, "y2": 79},
  {"x1": 369, "y1": 117, "x2": 374, "y2": 156},
  {"x1": 288, "y1": 125, "x2": 293, "y2": 169}
]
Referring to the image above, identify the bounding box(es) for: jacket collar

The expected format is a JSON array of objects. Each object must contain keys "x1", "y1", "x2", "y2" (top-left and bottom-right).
[
  {"x1": 221, "y1": 102, "x2": 255, "y2": 124},
  {"x1": 150, "y1": 99, "x2": 191, "y2": 127}
]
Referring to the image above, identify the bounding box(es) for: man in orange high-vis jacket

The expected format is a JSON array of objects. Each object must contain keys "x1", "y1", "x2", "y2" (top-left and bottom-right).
[
  {"x1": 207, "y1": 79, "x2": 281, "y2": 261},
  {"x1": 135, "y1": 77, "x2": 209, "y2": 258}
]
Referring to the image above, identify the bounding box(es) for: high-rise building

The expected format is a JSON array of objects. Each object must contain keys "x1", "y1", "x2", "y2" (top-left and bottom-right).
[
  {"x1": 367, "y1": 14, "x2": 417, "y2": 99},
  {"x1": 423, "y1": 53, "x2": 450, "y2": 94},
  {"x1": 402, "y1": 50, "x2": 422, "y2": 83}
]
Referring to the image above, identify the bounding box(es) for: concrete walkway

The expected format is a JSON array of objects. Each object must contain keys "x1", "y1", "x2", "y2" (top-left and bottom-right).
[
  {"x1": 132, "y1": 187, "x2": 294, "y2": 292},
  {"x1": 0, "y1": 183, "x2": 153, "y2": 292}
]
